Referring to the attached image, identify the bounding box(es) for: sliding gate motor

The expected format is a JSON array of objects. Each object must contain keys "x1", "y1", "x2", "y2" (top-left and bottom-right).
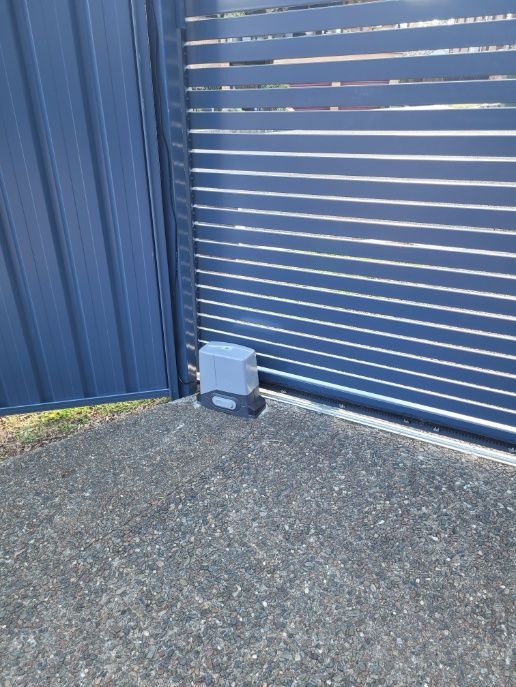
[{"x1": 197, "y1": 342, "x2": 266, "y2": 418}]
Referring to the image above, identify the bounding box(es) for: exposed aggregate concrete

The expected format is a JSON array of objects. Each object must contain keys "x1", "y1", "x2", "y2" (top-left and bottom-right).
[{"x1": 1, "y1": 398, "x2": 514, "y2": 686}]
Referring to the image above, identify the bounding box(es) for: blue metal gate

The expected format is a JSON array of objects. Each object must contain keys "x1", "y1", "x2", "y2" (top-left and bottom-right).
[
  {"x1": 0, "y1": 0, "x2": 179, "y2": 413},
  {"x1": 180, "y1": 0, "x2": 516, "y2": 445},
  {"x1": 3, "y1": 0, "x2": 516, "y2": 447}
]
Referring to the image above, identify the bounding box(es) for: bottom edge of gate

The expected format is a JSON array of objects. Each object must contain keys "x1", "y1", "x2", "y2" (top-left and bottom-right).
[{"x1": 260, "y1": 387, "x2": 516, "y2": 468}]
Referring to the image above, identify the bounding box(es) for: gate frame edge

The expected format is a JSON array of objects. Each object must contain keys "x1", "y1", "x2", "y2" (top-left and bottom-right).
[
  {"x1": 143, "y1": 0, "x2": 199, "y2": 398},
  {"x1": 130, "y1": 0, "x2": 182, "y2": 401}
]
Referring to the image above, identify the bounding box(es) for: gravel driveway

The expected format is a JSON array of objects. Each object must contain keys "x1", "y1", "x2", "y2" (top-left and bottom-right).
[{"x1": 1, "y1": 397, "x2": 514, "y2": 686}]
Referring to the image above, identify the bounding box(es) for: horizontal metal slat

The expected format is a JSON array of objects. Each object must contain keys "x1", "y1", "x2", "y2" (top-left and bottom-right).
[
  {"x1": 186, "y1": 0, "x2": 365, "y2": 16},
  {"x1": 197, "y1": 270, "x2": 516, "y2": 338},
  {"x1": 187, "y1": 51, "x2": 516, "y2": 88},
  {"x1": 198, "y1": 319, "x2": 515, "y2": 391},
  {"x1": 191, "y1": 152, "x2": 516, "y2": 184},
  {"x1": 255, "y1": 363, "x2": 516, "y2": 444},
  {"x1": 198, "y1": 322, "x2": 516, "y2": 397},
  {"x1": 195, "y1": 238, "x2": 516, "y2": 296},
  {"x1": 197, "y1": 290, "x2": 516, "y2": 356},
  {"x1": 194, "y1": 207, "x2": 516, "y2": 254},
  {"x1": 197, "y1": 326, "x2": 516, "y2": 428},
  {"x1": 199, "y1": 323, "x2": 516, "y2": 395},
  {"x1": 187, "y1": 7, "x2": 516, "y2": 447},
  {"x1": 186, "y1": 0, "x2": 516, "y2": 40},
  {"x1": 187, "y1": 19, "x2": 516, "y2": 65},
  {"x1": 192, "y1": 170, "x2": 516, "y2": 207},
  {"x1": 190, "y1": 132, "x2": 516, "y2": 158},
  {"x1": 189, "y1": 79, "x2": 516, "y2": 112},
  {"x1": 255, "y1": 356, "x2": 516, "y2": 425},
  {"x1": 257, "y1": 366, "x2": 516, "y2": 444},
  {"x1": 198, "y1": 307, "x2": 515, "y2": 377},
  {"x1": 195, "y1": 224, "x2": 516, "y2": 276},
  {"x1": 193, "y1": 188, "x2": 516, "y2": 232},
  {"x1": 196, "y1": 255, "x2": 516, "y2": 320},
  {"x1": 190, "y1": 108, "x2": 516, "y2": 132}
]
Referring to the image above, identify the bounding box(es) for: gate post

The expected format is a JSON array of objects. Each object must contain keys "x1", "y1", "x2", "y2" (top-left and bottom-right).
[{"x1": 145, "y1": 0, "x2": 198, "y2": 397}]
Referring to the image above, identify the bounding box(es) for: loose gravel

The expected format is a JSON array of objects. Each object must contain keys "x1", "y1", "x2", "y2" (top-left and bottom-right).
[{"x1": 1, "y1": 398, "x2": 514, "y2": 686}]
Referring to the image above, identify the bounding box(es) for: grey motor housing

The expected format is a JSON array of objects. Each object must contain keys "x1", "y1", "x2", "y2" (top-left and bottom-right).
[{"x1": 197, "y1": 342, "x2": 266, "y2": 418}]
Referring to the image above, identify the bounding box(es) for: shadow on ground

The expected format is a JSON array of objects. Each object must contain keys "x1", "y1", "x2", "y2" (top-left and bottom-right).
[{"x1": 1, "y1": 397, "x2": 513, "y2": 686}]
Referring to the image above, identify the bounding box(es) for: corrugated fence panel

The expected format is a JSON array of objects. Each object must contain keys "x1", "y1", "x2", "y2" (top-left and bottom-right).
[
  {"x1": 0, "y1": 0, "x2": 171, "y2": 414},
  {"x1": 185, "y1": 1, "x2": 516, "y2": 444}
]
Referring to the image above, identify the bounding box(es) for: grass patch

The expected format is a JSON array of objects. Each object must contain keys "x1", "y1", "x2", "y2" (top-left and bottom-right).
[{"x1": 0, "y1": 398, "x2": 167, "y2": 460}]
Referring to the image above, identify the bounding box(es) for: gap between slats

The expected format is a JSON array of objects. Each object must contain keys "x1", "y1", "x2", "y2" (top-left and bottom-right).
[
  {"x1": 186, "y1": 19, "x2": 516, "y2": 66},
  {"x1": 195, "y1": 251, "x2": 516, "y2": 302},
  {"x1": 254, "y1": 364, "x2": 516, "y2": 437},
  {"x1": 194, "y1": 220, "x2": 516, "y2": 258},
  {"x1": 195, "y1": 236, "x2": 516, "y2": 282},
  {"x1": 197, "y1": 298, "x2": 516, "y2": 359},
  {"x1": 197, "y1": 268, "x2": 516, "y2": 322},
  {"x1": 197, "y1": 293, "x2": 516, "y2": 364},
  {"x1": 198, "y1": 319, "x2": 515, "y2": 382},
  {"x1": 198, "y1": 325, "x2": 515, "y2": 395},
  {"x1": 191, "y1": 151, "x2": 516, "y2": 184},
  {"x1": 196, "y1": 330, "x2": 516, "y2": 416},
  {"x1": 185, "y1": 0, "x2": 516, "y2": 41},
  {"x1": 197, "y1": 283, "x2": 516, "y2": 340}
]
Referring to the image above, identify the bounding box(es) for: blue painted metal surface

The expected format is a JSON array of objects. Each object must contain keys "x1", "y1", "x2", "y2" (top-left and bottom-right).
[
  {"x1": 185, "y1": 0, "x2": 516, "y2": 40},
  {"x1": 187, "y1": 19, "x2": 516, "y2": 63},
  {"x1": 0, "y1": 0, "x2": 176, "y2": 414},
  {"x1": 185, "y1": 0, "x2": 516, "y2": 445},
  {"x1": 146, "y1": 0, "x2": 198, "y2": 396},
  {"x1": 2, "y1": 0, "x2": 516, "y2": 448},
  {"x1": 187, "y1": 51, "x2": 516, "y2": 87}
]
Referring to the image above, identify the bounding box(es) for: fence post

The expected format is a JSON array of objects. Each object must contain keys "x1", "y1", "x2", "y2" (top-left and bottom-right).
[{"x1": 145, "y1": 0, "x2": 198, "y2": 397}]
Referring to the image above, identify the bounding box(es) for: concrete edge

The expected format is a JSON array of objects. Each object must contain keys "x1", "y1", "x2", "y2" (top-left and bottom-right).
[{"x1": 262, "y1": 389, "x2": 516, "y2": 468}]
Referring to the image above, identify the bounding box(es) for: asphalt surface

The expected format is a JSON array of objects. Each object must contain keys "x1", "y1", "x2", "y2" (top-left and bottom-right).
[{"x1": 1, "y1": 397, "x2": 514, "y2": 686}]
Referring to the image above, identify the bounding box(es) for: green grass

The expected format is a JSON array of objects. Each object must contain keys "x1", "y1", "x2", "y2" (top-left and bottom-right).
[{"x1": 0, "y1": 398, "x2": 167, "y2": 460}]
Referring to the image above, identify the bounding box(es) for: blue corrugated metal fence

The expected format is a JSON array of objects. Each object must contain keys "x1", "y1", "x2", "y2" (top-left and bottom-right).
[{"x1": 0, "y1": 0, "x2": 178, "y2": 413}]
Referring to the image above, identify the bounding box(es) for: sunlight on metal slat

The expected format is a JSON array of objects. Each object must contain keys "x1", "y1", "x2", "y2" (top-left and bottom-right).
[
  {"x1": 187, "y1": 19, "x2": 516, "y2": 64},
  {"x1": 188, "y1": 51, "x2": 516, "y2": 87},
  {"x1": 195, "y1": 254, "x2": 515, "y2": 320},
  {"x1": 197, "y1": 270, "x2": 516, "y2": 337},
  {"x1": 192, "y1": 170, "x2": 516, "y2": 207},
  {"x1": 184, "y1": 1, "x2": 516, "y2": 445},
  {"x1": 190, "y1": 152, "x2": 516, "y2": 184},
  {"x1": 193, "y1": 207, "x2": 516, "y2": 252},
  {"x1": 189, "y1": 79, "x2": 516, "y2": 112},
  {"x1": 190, "y1": 133, "x2": 516, "y2": 158},
  {"x1": 196, "y1": 324, "x2": 516, "y2": 401},
  {"x1": 185, "y1": 0, "x2": 516, "y2": 40}
]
